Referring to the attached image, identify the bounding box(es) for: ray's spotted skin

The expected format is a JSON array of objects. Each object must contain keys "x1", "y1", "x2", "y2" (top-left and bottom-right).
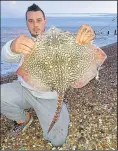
[{"x1": 16, "y1": 26, "x2": 107, "y2": 133}]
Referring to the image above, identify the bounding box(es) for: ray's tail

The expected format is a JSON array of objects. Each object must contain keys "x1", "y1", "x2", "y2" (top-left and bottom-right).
[{"x1": 47, "y1": 94, "x2": 64, "y2": 133}]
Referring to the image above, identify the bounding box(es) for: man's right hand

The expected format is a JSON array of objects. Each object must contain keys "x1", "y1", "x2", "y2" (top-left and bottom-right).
[{"x1": 10, "y1": 35, "x2": 35, "y2": 55}]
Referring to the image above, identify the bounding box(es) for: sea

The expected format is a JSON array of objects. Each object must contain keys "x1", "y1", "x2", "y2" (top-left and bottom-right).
[{"x1": 1, "y1": 14, "x2": 117, "y2": 75}]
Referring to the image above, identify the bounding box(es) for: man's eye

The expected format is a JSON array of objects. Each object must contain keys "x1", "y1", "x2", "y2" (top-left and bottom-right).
[
  {"x1": 37, "y1": 20, "x2": 41, "y2": 22},
  {"x1": 29, "y1": 20, "x2": 33, "y2": 23}
]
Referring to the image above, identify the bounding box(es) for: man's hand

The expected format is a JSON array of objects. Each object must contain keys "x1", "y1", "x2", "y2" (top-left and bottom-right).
[
  {"x1": 11, "y1": 35, "x2": 35, "y2": 55},
  {"x1": 75, "y1": 24, "x2": 95, "y2": 44}
]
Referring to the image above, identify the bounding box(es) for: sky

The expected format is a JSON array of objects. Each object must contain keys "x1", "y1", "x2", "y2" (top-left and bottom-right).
[{"x1": 1, "y1": 1, "x2": 117, "y2": 18}]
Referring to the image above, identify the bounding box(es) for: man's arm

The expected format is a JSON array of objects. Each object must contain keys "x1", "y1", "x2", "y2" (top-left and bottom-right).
[{"x1": 1, "y1": 40, "x2": 21, "y2": 63}]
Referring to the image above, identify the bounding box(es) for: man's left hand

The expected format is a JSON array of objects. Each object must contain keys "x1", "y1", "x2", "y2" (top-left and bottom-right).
[{"x1": 75, "y1": 24, "x2": 95, "y2": 44}]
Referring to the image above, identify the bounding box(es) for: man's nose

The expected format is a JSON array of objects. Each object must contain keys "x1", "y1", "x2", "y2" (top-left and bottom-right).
[{"x1": 34, "y1": 21, "x2": 38, "y2": 27}]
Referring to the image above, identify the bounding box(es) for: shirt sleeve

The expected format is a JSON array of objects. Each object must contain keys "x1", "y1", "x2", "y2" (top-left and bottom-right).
[{"x1": 1, "y1": 39, "x2": 22, "y2": 63}]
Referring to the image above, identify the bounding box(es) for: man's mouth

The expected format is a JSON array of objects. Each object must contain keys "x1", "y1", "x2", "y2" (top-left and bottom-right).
[{"x1": 34, "y1": 29, "x2": 40, "y2": 33}]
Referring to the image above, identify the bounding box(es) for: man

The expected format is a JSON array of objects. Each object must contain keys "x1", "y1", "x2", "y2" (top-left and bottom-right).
[{"x1": 1, "y1": 4, "x2": 95, "y2": 146}]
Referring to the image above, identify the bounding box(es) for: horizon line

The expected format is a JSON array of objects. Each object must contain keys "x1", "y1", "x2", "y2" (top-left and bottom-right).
[{"x1": 1, "y1": 13, "x2": 117, "y2": 19}]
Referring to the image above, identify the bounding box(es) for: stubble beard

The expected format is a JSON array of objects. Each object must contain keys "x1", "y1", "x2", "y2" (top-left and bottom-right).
[{"x1": 30, "y1": 29, "x2": 45, "y2": 38}]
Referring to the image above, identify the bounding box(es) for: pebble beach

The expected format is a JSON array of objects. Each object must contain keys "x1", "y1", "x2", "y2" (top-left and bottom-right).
[{"x1": 0, "y1": 42, "x2": 117, "y2": 150}]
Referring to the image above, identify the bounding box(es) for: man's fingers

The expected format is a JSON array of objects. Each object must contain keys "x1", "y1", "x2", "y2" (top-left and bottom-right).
[
  {"x1": 79, "y1": 30, "x2": 90, "y2": 44},
  {"x1": 76, "y1": 24, "x2": 90, "y2": 41},
  {"x1": 76, "y1": 25, "x2": 86, "y2": 43},
  {"x1": 22, "y1": 36, "x2": 35, "y2": 48},
  {"x1": 76, "y1": 24, "x2": 95, "y2": 44},
  {"x1": 21, "y1": 41, "x2": 34, "y2": 49},
  {"x1": 82, "y1": 33, "x2": 94, "y2": 44},
  {"x1": 26, "y1": 38, "x2": 35, "y2": 46},
  {"x1": 20, "y1": 44, "x2": 31, "y2": 51},
  {"x1": 11, "y1": 34, "x2": 35, "y2": 54},
  {"x1": 19, "y1": 48, "x2": 30, "y2": 55},
  {"x1": 76, "y1": 29, "x2": 90, "y2": 44},
  {"x1": 84, "y1": 37, "x2": 93, "y2": 44},
  {"x1": 20, "y1": 35, "x2": 35, "y2": 47},
  {"x1": 20, "y1": 44, "x2": 33, "y2": 54},
  {"x1": 85, "y1": 34, "x2": 95, "y2": 43}
]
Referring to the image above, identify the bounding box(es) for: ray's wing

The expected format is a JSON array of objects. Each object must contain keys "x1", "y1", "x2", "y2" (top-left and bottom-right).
[{"x1": 71, "y1": 45, "x2": 107, "y2": 88}]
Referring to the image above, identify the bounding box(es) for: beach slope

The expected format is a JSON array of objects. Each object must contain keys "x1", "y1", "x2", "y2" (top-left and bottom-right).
[{"x1": 1, "y1": 42, "x2": 117, "y2": 150}]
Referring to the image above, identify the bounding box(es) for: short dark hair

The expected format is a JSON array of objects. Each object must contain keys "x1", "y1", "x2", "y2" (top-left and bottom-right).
[{"x1": 26, "y1": 3, "x2": 45, "y2": 20}]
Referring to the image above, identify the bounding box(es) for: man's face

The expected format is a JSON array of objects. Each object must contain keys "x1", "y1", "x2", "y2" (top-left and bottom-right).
[{"x1": 26, "y1": 11, "x2": 46, "y2": 37}]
